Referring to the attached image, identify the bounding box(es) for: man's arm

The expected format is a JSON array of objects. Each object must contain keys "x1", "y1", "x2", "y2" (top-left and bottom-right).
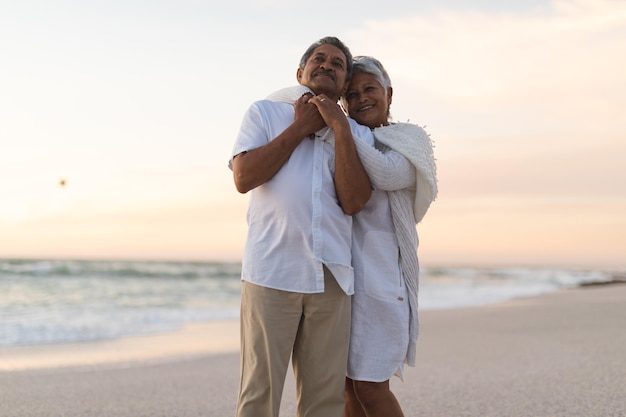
[
  {"x1": 232, "y1": 95, "x2": 325, "y2": 194},
  {"x1": 309, "y1": 95, "x2": 371, "y2": 215}
]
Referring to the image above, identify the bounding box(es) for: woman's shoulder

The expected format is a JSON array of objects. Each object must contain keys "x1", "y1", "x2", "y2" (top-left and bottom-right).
[
  {"x1": 378, "y1": 121, "x2": 428, "y2": 136},
  {"x1": 374, "y1": 122, "x2": 432, "y2": 146}
]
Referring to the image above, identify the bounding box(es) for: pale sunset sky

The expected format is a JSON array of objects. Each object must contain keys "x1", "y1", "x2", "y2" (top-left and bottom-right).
[{"x1": 1, "y1": 0, "x2": 624, "y2": 267}]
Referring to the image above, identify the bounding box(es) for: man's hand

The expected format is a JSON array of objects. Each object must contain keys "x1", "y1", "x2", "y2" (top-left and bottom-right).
[{"x1": 295, "y1": 93, "x2": 326, "y2": 139}]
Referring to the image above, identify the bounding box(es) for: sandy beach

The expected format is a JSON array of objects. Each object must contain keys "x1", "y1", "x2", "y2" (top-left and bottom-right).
[{"x1": 1, "y1": 284, "x2": 625, "y2": 417}]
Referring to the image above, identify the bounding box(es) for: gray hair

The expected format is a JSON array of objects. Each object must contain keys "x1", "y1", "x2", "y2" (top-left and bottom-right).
[
  {"x1": 341, "y1": 56, "x2": 393, "y2": 121},
  {"x1": 352, "y1": 55, "x2": 392, "y2": 90},
  {"x1": 299, "y1": 36, "x2": 354, "y2": 81}
]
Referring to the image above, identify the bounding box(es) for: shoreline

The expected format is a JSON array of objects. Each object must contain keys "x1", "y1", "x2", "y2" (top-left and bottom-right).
[
  {"x1": 0, "y1": 319, "x2": 240, "y2": 372},
  {"x1": 1, "y1": 283, "x2": 625, "y2": 416},
  {"x1": 2, "y1": 281, "x2": 625, "y2": 373}
]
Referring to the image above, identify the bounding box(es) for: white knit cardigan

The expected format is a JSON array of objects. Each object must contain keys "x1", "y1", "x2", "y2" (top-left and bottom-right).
[
  {"x1": 266, "y1": 86, "x2": 438, "y2": 366},
  {"x1": 353, "y1": 123, "x2": 437, "y2": 366}
]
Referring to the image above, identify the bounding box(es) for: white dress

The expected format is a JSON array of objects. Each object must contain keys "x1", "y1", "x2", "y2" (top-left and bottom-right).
[
  {"x1": 349, "y1": 186, "x2": 411, "y2": 381},
  {"x1": 348, "y1": 141, "x2": 416, "y2": 382}
]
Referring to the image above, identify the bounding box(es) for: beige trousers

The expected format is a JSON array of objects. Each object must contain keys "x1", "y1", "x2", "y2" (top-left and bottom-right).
[{"x1": 236, "y1": 267, "x2": 351, "y2": 417}]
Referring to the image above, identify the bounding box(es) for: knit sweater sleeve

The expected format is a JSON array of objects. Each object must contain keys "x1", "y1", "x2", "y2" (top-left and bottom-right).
[{"x1": 353, "y1": 137, "x2": 416, "y2": 191}]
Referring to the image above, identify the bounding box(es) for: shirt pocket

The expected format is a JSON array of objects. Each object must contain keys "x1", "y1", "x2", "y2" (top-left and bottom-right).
[{"x1": 360, "y1": 231, "x2": 404, "y2": 302}]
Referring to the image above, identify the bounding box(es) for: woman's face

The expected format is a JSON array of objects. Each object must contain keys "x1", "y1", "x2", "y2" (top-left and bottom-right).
[{"x1": 343, "y1": 71, "x2": 391, "y2": 128}]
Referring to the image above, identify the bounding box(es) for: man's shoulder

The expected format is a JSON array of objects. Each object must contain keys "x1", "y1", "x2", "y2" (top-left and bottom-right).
[
  {"x1": 243, "y1": 98, "x2": 294, "y2": 122},
  {"x1": 249, "y1": 98, "x2": 290, "y2": 110}
]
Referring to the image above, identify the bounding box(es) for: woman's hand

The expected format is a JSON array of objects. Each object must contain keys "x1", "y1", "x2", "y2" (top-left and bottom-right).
[{"x1": 308, "y1": 94, "x2": 349, "y2": 133}]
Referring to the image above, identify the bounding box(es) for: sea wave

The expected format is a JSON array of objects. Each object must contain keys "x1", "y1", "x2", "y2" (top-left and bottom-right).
[
  {"x1": 0, "y1": 259, "x2": 242, "y2": 279},
  {"x1": 0, "y1": 259, "x2": 623, "y2": 347}
]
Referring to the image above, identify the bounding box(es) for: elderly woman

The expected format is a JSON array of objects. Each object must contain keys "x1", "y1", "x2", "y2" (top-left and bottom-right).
[{"x1": 341, "y1": 56, "x2": 438, "y2": 417}]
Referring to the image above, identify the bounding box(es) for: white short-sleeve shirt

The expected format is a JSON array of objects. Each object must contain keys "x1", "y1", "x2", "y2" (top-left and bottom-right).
[{"x1": 230, "y1": 98, "x2": 374, "y2": 295}]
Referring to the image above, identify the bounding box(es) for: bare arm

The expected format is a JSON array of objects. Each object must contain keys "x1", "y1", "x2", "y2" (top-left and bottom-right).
[
  {"x1": 232, "y1": 95, "x2": 326, "y2": 194},
  {"x1": 309, "y1": 95, "x2": 371, "y2": 215}
]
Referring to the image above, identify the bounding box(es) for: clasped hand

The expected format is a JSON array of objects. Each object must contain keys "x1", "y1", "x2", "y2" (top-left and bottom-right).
[{"x1": 295, "y1": 93, "x2": 347, "y2": 139}]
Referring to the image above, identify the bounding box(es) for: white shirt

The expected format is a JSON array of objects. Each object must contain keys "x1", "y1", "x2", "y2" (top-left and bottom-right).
[{"x1": 230, "y1": 97, "x2": 374, "y2": 295}]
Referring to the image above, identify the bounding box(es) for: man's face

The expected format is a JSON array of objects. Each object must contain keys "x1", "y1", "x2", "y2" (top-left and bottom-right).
[{"x1": 296, "y1": 44, "x2": 349, "y2": 100}]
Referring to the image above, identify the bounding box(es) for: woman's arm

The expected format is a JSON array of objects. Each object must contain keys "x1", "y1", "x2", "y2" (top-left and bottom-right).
[
  {"x1": 309, "y1": 95, "x2": 371, "y2": 215},
  {"x1": 353, "y1": 136, "x2": 415, "y2": 191}
]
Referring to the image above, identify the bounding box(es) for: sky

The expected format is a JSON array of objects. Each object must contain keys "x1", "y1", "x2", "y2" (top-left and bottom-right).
[{"x1": 1, "y1": 0, "x2": 625, "y2": 268}]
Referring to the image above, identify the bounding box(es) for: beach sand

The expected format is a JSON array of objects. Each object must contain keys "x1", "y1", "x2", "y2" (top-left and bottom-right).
[{"x1": 1, "y1": 284, "x2": 625, "y2": 417}]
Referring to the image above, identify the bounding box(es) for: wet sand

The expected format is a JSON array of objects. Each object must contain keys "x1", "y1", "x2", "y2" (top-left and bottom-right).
[{"x1": 1, "y1": 284, "x2": 625, "y2": 416}]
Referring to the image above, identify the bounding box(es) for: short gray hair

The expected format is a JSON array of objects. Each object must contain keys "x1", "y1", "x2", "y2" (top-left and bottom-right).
[
  {"x1": 299, "y1": 36, "x2": 354, "y2": 81},
  {"x1": 352, "y1": 56, "x2": 392, "y2": 90}
]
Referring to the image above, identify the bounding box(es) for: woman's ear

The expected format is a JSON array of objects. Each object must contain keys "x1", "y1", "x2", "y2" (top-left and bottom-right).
[{"x1": 387, "y1": 86, "x2": 393, "y2": 105}]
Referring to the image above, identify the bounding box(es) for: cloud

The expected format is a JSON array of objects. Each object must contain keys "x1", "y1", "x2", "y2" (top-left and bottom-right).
[
  {"x1": 344, "y1": 0, "x2": 626, "y2": 138},
  {"x1": 336, "y1": 1, "x2": 626, "y2": 266}
]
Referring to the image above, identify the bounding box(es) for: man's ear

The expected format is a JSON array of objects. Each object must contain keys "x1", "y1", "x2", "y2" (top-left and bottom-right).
[{"x1": 296, "y1": 67, "x2": 303, "y2": 82}]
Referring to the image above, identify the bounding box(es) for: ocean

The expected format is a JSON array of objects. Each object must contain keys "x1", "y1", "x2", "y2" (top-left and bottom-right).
[{"x1": 0, "y1": 258, "x2": 623, "y2": 348}]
